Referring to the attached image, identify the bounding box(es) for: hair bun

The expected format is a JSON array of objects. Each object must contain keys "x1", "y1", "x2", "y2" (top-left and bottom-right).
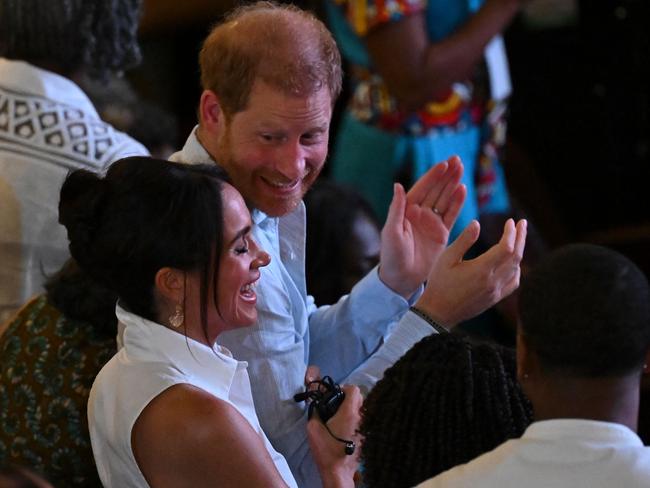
[{"x1": 59, "y1": 169, "x2": 107, "y2": 265}]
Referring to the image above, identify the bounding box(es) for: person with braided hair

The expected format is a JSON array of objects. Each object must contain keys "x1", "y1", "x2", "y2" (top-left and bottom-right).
[
  {"x1": 0, "y1": 0, "x2": 148, "y2": 324},
  {"x1": 359, "y1": 333, "x2": 532, "y2": 488}
]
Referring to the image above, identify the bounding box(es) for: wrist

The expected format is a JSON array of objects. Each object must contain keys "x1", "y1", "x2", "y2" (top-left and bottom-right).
[
  {"x1": 409, "y1": 306, "x2": 451, "y2": 333},
  {"x1": 321, "y1": 468, "x2": 355, "y2": 488},
  {"x1": 378, "y1": 265, "x2": 417, "y2": 299}
]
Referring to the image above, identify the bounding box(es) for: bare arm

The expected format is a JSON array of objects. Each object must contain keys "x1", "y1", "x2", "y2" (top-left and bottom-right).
[
  {"x1": 365, "y1": 0, "x2": 522, "y2": 110},
  {"x1": 131, "y1": 384, "x2": 290, "y2": 488}
]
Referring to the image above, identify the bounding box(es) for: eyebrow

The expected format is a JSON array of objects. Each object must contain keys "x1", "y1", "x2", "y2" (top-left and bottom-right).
[{"x1": 229, "y1": 225, "x2": 251, "y2": 246}]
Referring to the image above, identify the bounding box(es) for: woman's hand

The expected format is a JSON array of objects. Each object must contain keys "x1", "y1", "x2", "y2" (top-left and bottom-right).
[{"x1": 307, "y1": 385, "x2": 363, "y2": 488}]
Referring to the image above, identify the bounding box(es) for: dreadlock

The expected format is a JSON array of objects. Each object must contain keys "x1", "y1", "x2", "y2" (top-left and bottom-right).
[
  {"x1": 360, "y1": 334, "x2": 533, "y2": 488},
  {"x1": 0, "y1": 0, "x2": 142, "y2": 80}
]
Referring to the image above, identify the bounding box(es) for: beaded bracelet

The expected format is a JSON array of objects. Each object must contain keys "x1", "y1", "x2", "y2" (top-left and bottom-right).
[{"x1": 409, "y1": 306, "x2": 450, "y2": 334}]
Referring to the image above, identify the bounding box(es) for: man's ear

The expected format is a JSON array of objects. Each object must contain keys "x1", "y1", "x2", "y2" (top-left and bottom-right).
[
  {"x1": 154, "y1": 267, "x2": 185, "y2": 305},
  {"x1": 199, "y1": 89, "x2": 224, "y2": 131}
]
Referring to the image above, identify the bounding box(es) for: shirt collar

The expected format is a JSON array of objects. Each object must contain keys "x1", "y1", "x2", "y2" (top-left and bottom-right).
[
  {"x1": 0, "y1": 57, "x2": 98, "y2": 117},
  {"x1": 116, "y1": 304, "x2": 245, "y2": 398},
  {"x1": 523, "y1": 419, "x2": 644, "y2": 447},
  {"x1": 169, "y1": 125, "x2": 216, "y2": 165}
]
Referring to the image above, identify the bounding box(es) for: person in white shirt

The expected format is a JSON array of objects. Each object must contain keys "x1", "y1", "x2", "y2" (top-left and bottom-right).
[
  {"x1": 0, "y1": 0, "x2": 148, "y2": 325},
  {"x1": 419, "y1": 244, "x2": 650, "y2": 487},
  {"x1": 59, "y1": 156, "x2": 364, "y2": 487},
  {"x1": 171, "y1": 4, "x2": 527, "y2": 485}
]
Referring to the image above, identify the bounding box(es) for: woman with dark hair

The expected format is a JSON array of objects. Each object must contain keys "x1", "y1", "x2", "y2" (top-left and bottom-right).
[
  {"x1": 359, "y1": 333, "x2": 533, "y2": 488},
  {"x1": 59, "y1": 157, "x2": 360, "y2": 487}
]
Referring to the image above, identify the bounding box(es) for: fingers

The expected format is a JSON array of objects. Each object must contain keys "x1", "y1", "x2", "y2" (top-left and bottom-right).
[
  {"x1": 442, "y1": 184, "x2": 467, "y2": 231},
  {"x1": 383, "y1": 183, "x2": 407, "y2": 237},
  {"x1": 445, "y1": 219, "x2": 480, "y2": 263},
  {"x1": 305, "y1": 365, "x2": 321, "y2": 385},
  {"x1": 491, "y1": 219, "x2": 528, "y2": 295},
  {"x1": 331, "y1": 385, "x2": 362, "y2": 438},
  {"x1": 340, "y1": 385, "x2": 363, "y2": 411},
  {"x1": 406, "y1": 160, "x2": 448, "y2": 206},
  {"x1": 429, "y1": 159, "x2": 463, "y2": 214},
  {"x1": 479, "y1": 218, "x2": 516, "y2": 266},
  {"x1": 513, "y1": 219, "x2": 528, "y2": 262}
]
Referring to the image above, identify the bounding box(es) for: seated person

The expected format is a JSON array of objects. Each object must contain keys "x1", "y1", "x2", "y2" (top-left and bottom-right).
[
  {"x1": 419, "y1": 244, "x2": 650, "y2": 487},
  {"x1": 305, "y1": 179, "x2": 381, "y2": 305},
  {"x1": 0, "y1": 0, "x2": 148, "y2": 323},
  {"x1": 58, "y1": 157, "x2": 359, "y2": 487},
  {"x1": 360, "y1": 333, "x2": 532, "y2": 488},
  {"x1": 0, "y1": 260, "x2": 117, "y2": 487}
]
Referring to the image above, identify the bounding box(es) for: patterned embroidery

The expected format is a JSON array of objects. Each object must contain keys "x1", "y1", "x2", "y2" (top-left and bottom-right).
[
  {"x1": 335, "y1": 0, "x2": 425, "y2": 36},
  {"x1": 332, "y1": 0, "x2": 507, "y2": 210},
  {"x1": 347, "y1": 67, "x2": 473, "y2": 136},
  {"x1": 0, "y1": 296, "x2": 115, "y2": 487},
  {"x1": 0, "y1": 85, "x2": 135, "y2": 172}
]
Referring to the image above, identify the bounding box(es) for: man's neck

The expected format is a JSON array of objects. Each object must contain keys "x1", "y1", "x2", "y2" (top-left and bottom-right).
[
  {"x1": 196, "y1": 124, "x2": 219, "y2": 162},
  {"x1": 530, "y1": 374, "x2": 641, "y2": 431}
]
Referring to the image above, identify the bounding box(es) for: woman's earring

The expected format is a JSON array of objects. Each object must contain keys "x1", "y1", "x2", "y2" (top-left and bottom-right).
[{"x1": 169, "y1": 303, "x2": 184, "y2": 328}]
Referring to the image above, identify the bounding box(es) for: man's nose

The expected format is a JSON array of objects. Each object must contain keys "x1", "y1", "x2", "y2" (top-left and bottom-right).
[{"x1": 275, "y1": 142, "x2": 306, "y2": 181}]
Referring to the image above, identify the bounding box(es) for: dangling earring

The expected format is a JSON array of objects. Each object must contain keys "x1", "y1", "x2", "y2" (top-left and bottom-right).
[{"x1": 169, "y1": 303, "x2": 184, "y2": 328}]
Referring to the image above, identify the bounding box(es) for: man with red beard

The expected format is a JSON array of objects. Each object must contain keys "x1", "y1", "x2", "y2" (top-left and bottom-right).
[{"x1": 170, "y1": 3, "x2": 526, "y2": 486}]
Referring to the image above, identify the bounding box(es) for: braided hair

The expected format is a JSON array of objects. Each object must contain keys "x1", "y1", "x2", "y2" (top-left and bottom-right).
[
  {"x1": 0, "y1": 0, "x2": 142, "y2": 80},
  {"x1": 359, "y1": 334, "x2": 533, "y2": 488}
]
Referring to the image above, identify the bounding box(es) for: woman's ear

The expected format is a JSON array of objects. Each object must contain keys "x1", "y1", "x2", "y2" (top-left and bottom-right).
[{"x1": 154, "y1": 267, "x2": 185, "y2": 305}]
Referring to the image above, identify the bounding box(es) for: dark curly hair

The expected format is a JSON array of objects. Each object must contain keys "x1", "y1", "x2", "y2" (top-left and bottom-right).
[
  {"x1": 359, "y1": 333, "x2": 533, "y2": 488},
  {"x1": 0, "y1": 0, "x2": 142, "y2": 80},
  {"x1": 519, "y1": 243, "x2": 650, "y2": 377}
]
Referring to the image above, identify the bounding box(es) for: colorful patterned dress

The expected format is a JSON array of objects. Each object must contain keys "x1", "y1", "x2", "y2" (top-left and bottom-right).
[
  {"x1": 0, "y1": 295, "x2": 115, "y2": 487},
  {"x1": 326, "y1": 0, "x2": 511, "y2": 237}
]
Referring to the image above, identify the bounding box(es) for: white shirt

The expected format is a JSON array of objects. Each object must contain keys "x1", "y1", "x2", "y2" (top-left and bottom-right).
[
  {"x1": 0, "y1": 58, "x2": 148, "y2": 323},
  {"x1": 171, "y1": 129, "x2": 433, "y2": 486},
  {"x1": 418, "y1": 419, "x2": 650, "y2": 488},
  {"x1": 89, "y1": 305, "x2": 297, "y2": 488}
]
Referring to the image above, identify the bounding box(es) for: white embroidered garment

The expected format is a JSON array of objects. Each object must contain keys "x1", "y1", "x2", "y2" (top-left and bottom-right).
[{"x1": 0, "y1": 58, "x2": 147, "y2": 322}]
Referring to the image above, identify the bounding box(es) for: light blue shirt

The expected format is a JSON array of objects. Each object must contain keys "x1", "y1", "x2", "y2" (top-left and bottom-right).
[{"x1": 171, "y1": 128, "x2": 434, "y2": 487}]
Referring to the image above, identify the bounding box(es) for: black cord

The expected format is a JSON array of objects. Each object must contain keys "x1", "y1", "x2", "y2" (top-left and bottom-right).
[
  {"x1": 294, "y1": 376, "x2": 356, "y2": 456},
  {"x1": 323, "y1": 421, "x2": 356, "y2": 455}
]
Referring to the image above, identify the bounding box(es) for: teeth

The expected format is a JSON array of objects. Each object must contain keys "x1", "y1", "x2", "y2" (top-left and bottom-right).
[
  {"x1": 264, "y1": 177, "x2": 299, "y2": 188},
  {"x1": 241, "y1": 281, "x2": 258, "y2": 293}
]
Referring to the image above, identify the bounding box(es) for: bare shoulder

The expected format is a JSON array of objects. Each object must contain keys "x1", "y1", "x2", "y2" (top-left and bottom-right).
[{"x1": 132, "y1": 384, "x2": 288, "y2": 488}]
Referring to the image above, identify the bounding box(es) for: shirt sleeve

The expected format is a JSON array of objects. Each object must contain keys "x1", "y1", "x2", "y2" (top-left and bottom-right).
[
  {"x1": 333, "y1": 0, "x2": 427, "y2": 37},
  {"x1": 307, "y1": 266, "x2": 424, "y2": 382},
  {"x1": 344, "y1": 309, "x2": 436, "y2": 395}
]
